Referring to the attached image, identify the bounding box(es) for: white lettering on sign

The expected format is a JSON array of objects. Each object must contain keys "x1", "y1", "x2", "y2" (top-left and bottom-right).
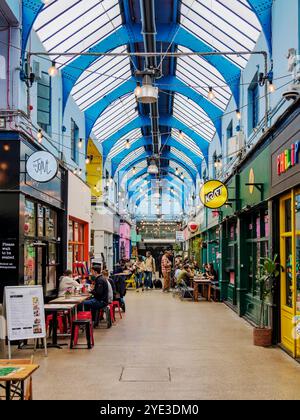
[
  {"x1": 205, "y1": 186, "x2": 222, "y2": 204},
  {"x1": 26, "y1": 151, "x2": 58, "y2": 183}
]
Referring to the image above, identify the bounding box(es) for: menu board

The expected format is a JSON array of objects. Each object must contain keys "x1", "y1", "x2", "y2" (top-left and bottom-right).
[
  {"x1": 0, "y1": 239, "x2": 17, "y2": 271},
  {"x1": 4, "y1": 286, "x2": 46, "y2": 341}
]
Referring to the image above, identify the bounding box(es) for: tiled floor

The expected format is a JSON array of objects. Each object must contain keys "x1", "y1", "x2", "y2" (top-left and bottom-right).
[{"x1": 10, "y1": 290, "x2": 300, "y2": 400}]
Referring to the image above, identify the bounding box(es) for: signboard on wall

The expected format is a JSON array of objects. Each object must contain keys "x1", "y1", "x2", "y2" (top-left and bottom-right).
[{"x1": 0, "y1": 239, "x2": 17, "y2": 271}]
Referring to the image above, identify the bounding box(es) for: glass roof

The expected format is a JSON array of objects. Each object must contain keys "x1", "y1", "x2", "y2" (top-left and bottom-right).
[
  {"x1": 171, "y1": 129, "x2": 203, "y2": 158},
  {"x1": 71, "y1": 46, "x2": 131, "y2": 111},
  {"x1": 169, "y1": 161, "x2": 190, "y2": 180},
  {"x1": 34, "y1": 0, "x2": 122, "y2": 69},
  {"x1": 130, "y1": 174, "x2": 149, "y2": 190},
  {"x1": 106, "y1": 129, "x2": 143, "y2": 160},
  {"x1": 171, "y1": 148, "x2": 197, "y2": 170},
  {"x1": 180, "y1": 0, "x2": 261, "y2": 68},
  {"x1": 93, "y1": 95, "x2": 139, "y2": 142},
  {"x1": 117, "y1": 147, "x2": 145, "y2": 173},
  {"x1": 172, "y1": 93, "x2": 216, "y2": 140}
]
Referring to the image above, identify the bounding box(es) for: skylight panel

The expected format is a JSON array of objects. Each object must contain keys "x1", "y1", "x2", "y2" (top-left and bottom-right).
[
  {"x1": 93, "y1": 96, "x2": 139, "y2": 141},
  {"x1": 180, "y1": 0, "x2": 261, "y2": 68}
]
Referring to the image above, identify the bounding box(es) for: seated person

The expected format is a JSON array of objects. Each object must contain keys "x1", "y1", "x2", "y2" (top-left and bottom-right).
[
  {"x1": 102, "y1": 269, "x2": 116, "y2": 303},
  {"x1": 174, "y1": 264, "x2": 183, "y2": 284},
  {"x1": 177, "y1": 264, "x2": 193, "y2": 287},
  {"x1": 58, "y1": 270, "x2": 81, "y2": 297},
  {"x1": 202, "y1": 263, "x2": 210, "y2": 278},
  {"x1": 207, "y1": 263, "x2": 219, "y2": 285},
  {"x1": 83, "y1": 266, "x2": 108, "y2": 320}
]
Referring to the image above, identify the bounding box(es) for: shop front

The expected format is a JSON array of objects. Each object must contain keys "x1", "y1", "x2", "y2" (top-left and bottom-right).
[
  {"x1": 270, "y1": 106, "x2": 300, "y2": 358},
  {"x1": 119, "y1": 220, "x2": 131, "y2": 260},
  {"x1": 0, "y1": 132, "x2": 67, "y2": 300},
  {"x1": 67, "y1": 172, "x2": 91, "y2": 273}
]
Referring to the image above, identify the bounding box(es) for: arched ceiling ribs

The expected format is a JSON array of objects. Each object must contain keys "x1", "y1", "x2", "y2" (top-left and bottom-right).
[
  {"x1": 135, "y1": 189, "x2": 182, "y2": 208},
  {"x1": 126, "y1": 166, "x2": 189, "y2": 191},
  {"x1": 118, "y1": 152, "x2": 196, "y2": 186},
  {"x1": 110, "y1": 136, "x2": 201, "y2": 177}
]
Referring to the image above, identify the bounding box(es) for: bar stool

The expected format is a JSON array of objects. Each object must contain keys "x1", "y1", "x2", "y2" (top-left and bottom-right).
[
  {"x1": 112, "y1": 301, "x2": 123, "y2": 319},
  {"x1": 70, "y1": 319, "x2": 94, "y2": 349}
]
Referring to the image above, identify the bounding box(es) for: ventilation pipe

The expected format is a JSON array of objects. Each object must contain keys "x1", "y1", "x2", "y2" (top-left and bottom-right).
[{"x1": 139, "y1": 0, "x2": 160, "y2": 155}]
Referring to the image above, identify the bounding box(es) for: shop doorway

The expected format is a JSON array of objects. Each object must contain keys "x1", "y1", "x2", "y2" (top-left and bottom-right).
[{"x1": 280, "y1": 190, "x2": 300, "y2": 358}]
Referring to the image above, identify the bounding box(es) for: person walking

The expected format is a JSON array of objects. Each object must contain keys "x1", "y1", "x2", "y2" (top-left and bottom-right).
[
  {"x1": 144, "y1": 251, "x2": 156, "y2": 290},
  {"x1": 162, "y1": 250, "x2": 172, "y2": 292}
]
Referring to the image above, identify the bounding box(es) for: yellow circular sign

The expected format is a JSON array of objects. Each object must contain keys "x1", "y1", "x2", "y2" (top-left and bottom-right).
[
  {"x1": 249, "y1": 168, "x2": 255, "y2": 194},
  {"x1": 200, "y1": 180, "x2": 228, "y2": 209}
]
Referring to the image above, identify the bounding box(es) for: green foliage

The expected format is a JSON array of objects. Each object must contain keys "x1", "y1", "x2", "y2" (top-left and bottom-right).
[{"x1": 256, "y1": 254, "x2": 282, "y2": 328}]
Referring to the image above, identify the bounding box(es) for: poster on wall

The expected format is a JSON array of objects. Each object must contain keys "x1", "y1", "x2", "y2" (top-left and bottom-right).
[
  {"x1": 0, "y1": 239, "x2": 17, "y2": 272},
  {"x1": 4, "y1": 286, "x2": 47, "y2": 358}
]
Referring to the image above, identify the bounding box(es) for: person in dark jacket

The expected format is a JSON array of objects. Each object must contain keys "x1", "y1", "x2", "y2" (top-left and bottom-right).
[{"x1": 84, "y1": 266, "x2": 108, "y2": 320}]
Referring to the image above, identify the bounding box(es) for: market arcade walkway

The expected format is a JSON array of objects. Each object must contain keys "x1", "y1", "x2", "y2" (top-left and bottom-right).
[{"x1": 15, "y1": 291, "x2": 300, "y2": 400}]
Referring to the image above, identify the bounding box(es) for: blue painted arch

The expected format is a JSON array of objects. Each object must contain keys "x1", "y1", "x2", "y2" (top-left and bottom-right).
[{"x1": 110, "y1": 136, "x2": 202, "y2": 177}]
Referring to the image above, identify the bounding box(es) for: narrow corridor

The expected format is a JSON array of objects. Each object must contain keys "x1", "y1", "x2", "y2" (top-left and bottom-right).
[{"x1": 14, "y1": 291, "x2": 300, "y2": 400}]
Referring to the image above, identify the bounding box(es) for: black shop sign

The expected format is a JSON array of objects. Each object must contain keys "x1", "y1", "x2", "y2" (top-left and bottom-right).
[{"x1": 0, "y1": 239, "x2": 17, "y2": 271}]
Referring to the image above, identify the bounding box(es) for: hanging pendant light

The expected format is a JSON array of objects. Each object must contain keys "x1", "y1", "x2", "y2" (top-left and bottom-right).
[
  {"x1": 126, "y1": 139, "x2": 131, "y2": 149},
  {"x1": 148, "y1": 159, "x2": 159, "y2": 175},
  {"x1": 48, "y1": 61, "x2": 58, "y2": 77},
  {"x1": 37, "y1": 129, "x2": 43, "y2": 144},
  {"x1": 135, "y1": 76, "x2": 158, "y2": 104},
  {"x1": 208, "y1": 87, "x2": 215, "y2": 101}
]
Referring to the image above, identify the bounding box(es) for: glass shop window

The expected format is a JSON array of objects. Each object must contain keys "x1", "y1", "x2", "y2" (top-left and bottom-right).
[
  {"x1": 45, "y1": 208, "x2": 57, "y2": 239},
  {"x1": 24, "y1": 200, "x2": 36, "y2": 237},
  {"x1": 24, "y1": 241, "x2": 36, "y2": 286}
]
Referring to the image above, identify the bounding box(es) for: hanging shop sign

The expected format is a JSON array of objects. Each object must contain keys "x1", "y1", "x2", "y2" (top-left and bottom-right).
[
  {"x1": 277, "y1": 140, "x2": 299, "y2": 175},
  {"x1": 200, "y1": 180, "x2": 228, "y2": 209},
  {"x1": 26, "y1": 151, "x2": 58, "y2": 183},
  {"x1": 176, "y1": 231, "x2": 185, "y2": 242},
  {"x1": 188, "y1": 222, "x2": 199, "y2": 234}
]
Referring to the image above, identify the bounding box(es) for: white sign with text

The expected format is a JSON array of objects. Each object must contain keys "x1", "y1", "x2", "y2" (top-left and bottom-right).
[{"x1": 26, "y1": 151, "x2": 58, "y2": 183}]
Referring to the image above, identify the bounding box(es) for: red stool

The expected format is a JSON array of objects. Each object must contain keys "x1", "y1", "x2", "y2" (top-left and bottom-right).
[
  {"x1": 113, "y1": 301, "x2": 123, "y2": 319},
  {"x1": 73, "y1": 312, "x2": 94, "y2": 346},
  {"x1": 108, "y1": 303, "x2": 115, "y2": 323},
  {"x1": 46, "y1": 314, "x2": 65, "y2": 336}
]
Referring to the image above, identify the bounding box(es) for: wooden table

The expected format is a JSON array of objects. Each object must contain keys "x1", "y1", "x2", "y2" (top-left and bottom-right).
[
  {"x1": 193, "y1": 278, "x2": 212, "y2": 302},
  {"x1": 44, "y1": 304, "x2": 77, "y2": 348},
  {"x1": 49, "y1": 295, "x2": 90, "y2": 305},
  {"x1": 0, "y1": 361, "x2": 39, "y2": 400}
]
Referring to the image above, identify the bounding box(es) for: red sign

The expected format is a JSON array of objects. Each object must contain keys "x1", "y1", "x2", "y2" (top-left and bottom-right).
[{"x1": 188, "y1": 222, "x2": 199, "y2": 234}]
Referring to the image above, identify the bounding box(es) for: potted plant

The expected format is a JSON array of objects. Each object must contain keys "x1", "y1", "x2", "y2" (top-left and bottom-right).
[
  {"x1": 254, "y1": 254, "x2": 281, "y2": 347},
  {"x1": 64, "y1": 288, "x2": 73, "y2": 299}
]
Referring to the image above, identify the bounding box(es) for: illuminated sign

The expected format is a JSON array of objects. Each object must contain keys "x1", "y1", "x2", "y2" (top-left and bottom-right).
[
  {"x1": 277, "y1": 141, "x2": 300, "y2": 175},
  {"x1": 200, "y1": 180, "x2": 228, "y2": 209}
]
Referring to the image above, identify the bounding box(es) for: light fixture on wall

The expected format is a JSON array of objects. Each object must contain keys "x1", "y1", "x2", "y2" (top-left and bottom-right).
[
  {"x1": 268, "y1": 81, "x2": 276, "y2": 93},
  {"x1": 85, "y1": 156, "x2": 91, "y2": 164},
  {"x1": 78, "y1": 138, "x2": 83, "y2": 149},
  {"x1": 73, "y1": 168, "x2": 78, "y2": 175},
  {"x1": 48, "y1": 61, "x2": 58, "y2": 77},
  {"x1": 236, "y1": 109, "x2": 241, "y2": 120}
]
